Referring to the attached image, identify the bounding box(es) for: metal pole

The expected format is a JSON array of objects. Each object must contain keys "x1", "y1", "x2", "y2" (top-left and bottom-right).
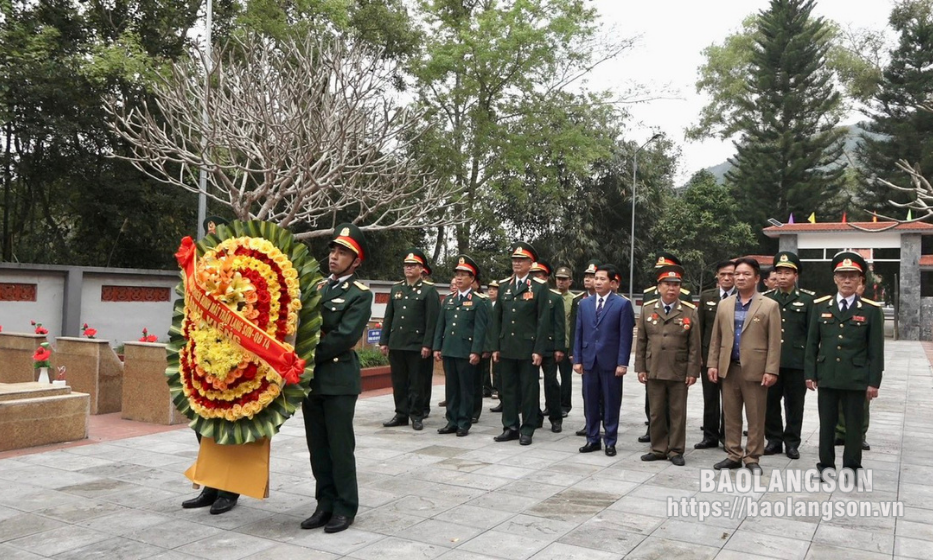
[
  {"x1": 628, "y1": 133, "x2": 661, "y2": 303},
  {"x1": 196, "y1": 0, "x2": 213, "y2": 239}
]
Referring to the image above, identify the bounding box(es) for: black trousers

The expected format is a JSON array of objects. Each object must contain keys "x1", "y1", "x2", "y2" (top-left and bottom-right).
[
  {"x1": 700, "y1": 368, "x2": 723, "y2": 441},
  {"x1": 474, "y1": 356, "x2": 489, "y2": 421},
  {"x1": 765, "y1": 367, "x2": 807, "y2": 448},
  {"x1": 818, "y1": 387, "x2": 866, "y2": 470},
  {"x1": 558, "y1": 357, "x2": 573, "y2": 413},
  {"x1": 499, "y1": 357, "x2": 540, "y2": 436},
  {"x1": 194, "y1": 432, "x2": 239, "y2": 500},
  {"x1": 389, "y1": 349, "x2": 428, "y2": 421},
  {"x1": 481, "y1": 355, "x2": 494, "y2": 394},
  {"x1": 422, "y1": 356, "x2": 435, "y2": 413},
  {"x1": 302, "y1": 394, "x2": 359, "y2": 517},
  {"x1": 541, "y1": 355, "x2": 562, "y2": 423}
]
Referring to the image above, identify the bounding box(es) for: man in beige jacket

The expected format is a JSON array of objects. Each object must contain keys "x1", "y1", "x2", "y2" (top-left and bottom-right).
[{"x1": 708, "y1": 257, "x2": 781, "y2": 473}]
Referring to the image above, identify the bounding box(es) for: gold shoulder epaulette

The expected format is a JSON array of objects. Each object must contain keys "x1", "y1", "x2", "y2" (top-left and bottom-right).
[
  {"x1": 501, "y1": 276, "x2": 513, "y2": 284},
  {"x1": 680, "y1": 287, "x2": 692, "y2": 295},
  {"x1": 394, "y1": 280, "x2": 403, "y2": 285},
  {"x1": 763, "y1": 289, "x2": 775, "y2": 295},
  {"x1": 814, "y1": 295, "x2": 832, "y2": 304},
  {"x1": 619, "y1": 294, "x2": 631, "y2": 301},
  {"x1": 861, "y1": 297, "x2": 882, "y2": 307},
  {"x1": 422, "y1": 280, "x2": 435, "y2": 286},
  {"x1": 681, "y1": 301, "x2": 696, "y2": 309},
  {"x1": 353, "y1": 281, "x2": 370, "y2": 291},
  {"x1": 643, "y1": 287, "x2": 655, "y2": 293},
  {"x1": 533, "y1": 277, "x2": 547, "y2": 284},
  {"x1": 800, "y1": 288, "x2": 815, "y2": 295},
  {"x1": 550, "y1": 289, "x2": 561, "y2": 295},
  {"x1": 573, "y1": 291, "x2": 586, "y2": 299},
  {"x1": 474, "y1": 292, "x2": 488, "y2": 298},
  {"x1": 644, "y1": 298, "x2": 658, "y2": 306}
]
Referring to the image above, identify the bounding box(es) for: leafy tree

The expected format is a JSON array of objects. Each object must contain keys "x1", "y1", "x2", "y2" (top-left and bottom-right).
[
  {"x1": 725, "y1": 0, "x2": 847, "y2": 250},
  {"x1": 855, "y1": 0, "x2": 933, "y2": 218},
  {"x1": 646, "y1": 170, "x2": 756, "y2": 293}
]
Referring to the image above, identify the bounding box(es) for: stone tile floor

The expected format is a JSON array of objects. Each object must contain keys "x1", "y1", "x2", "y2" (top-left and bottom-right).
[{"x1": 0, "y1": 340, "x2": 929, "y2": 559}]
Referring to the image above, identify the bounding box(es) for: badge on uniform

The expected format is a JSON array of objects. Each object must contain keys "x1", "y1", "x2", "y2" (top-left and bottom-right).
[
  {"x1": 853, "y1": 315, "x2": 866, "y2": 322},
  {"x1": 821, "y1": 312, "x2": 833, "y2": 318},
  {"x1": 463, "y1": 301, "x2": 473, "y2": 307},
  {"x1": 792, "y1": 302, "x2": 805, "y2": 306},
  {"x1": 332, "y1": 298, "x2": 345, "y2": 303},
  {"x1": 523, "y1": 292, "x2": 533, "y2": 300},
  {"x1": 706, "y1": 301, "x2": 716, "y2": 306},
  {"x1": 394, "y1": 292, "x2": 403, "y2": 299},
  {"x1": 683, "y1": 317, "x2": 691, "y2": 330}
]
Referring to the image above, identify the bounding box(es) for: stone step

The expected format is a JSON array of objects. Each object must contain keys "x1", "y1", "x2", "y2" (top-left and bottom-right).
[
  {"x1": 0, "y1": 391, "x2": 89, "y2": 452},
  {"x1": 0, "y1": 382, "x2": 72, "y2": 402}
]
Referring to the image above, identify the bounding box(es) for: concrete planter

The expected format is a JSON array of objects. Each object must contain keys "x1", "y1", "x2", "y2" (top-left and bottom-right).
[
  {"x1": 54, "y1": 337, "x2": 124, "y2": 415},
  {"x1": 361, "y1": 366, "x2": 392, "y2": 392},
  {"x1": 121, "y1": 341, "x2": 184, "y2": 425},
  {"x1": 0, "y1": 332, "x2": 49, "y2": 383}
]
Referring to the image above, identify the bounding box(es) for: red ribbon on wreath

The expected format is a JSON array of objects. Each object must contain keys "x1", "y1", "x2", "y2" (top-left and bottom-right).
[{"x1": 176, "y1": 236, "x2": 305, "y2": 384}]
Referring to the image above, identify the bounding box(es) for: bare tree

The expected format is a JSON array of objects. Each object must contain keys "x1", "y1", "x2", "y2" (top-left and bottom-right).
[{"x1": 105, "y1": 33, "x2": 464, "y2": 239}]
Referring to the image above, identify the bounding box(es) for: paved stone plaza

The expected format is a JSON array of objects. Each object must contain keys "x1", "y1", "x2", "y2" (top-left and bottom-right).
[{"x1": 0, "y1": 340, "x2": 930, "y2": 559}]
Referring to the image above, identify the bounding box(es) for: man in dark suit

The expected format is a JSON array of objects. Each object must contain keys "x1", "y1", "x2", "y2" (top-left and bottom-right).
[
  {"x1": 434, "y1": 255, "x2": 490, "y2": 436},
  {"x1": 695, "y1": 260, "x2": 736, "y2": 449},
  {"x1": 806, "y1": 251, "x2": 884, "y2": 473},
  {"x1": 380, "y1": 248, "x2": 440, "y2": 431},
  {"x1": 573, "y1": 264, "x2": 634, "y2": 457},
  {"x1": 300, "y1": 223, "x2": 373, "y2": 534},
  {"x1": 708, "y1": 257, "x2": 782, "y2": 473},
  {"x1": 491, "y1": 242, "x2": 551, "y2": 446}
]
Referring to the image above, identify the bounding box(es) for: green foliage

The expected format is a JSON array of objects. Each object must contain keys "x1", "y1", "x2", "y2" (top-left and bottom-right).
[
  {"x1": 725, "y1": 0, "x2": 847, "y2": 251},
  {"x1": 357, "y1": 346, "x2": 390, "y2": 368},
  {"x1": 855, "y1": 0, "x2": 933, "y2": 218},
  {"x1": 646, "y1": 171, "x2": 756, "y2": 293}
]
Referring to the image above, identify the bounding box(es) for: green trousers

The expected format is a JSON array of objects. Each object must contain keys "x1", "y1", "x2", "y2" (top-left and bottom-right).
[
  {"x1": 302, "y1": 394, "x2": 359, "y2": 518},
  {"x1": 835, "y1": 397, "x2": 869, "y2": 439},
  {"x1": 499, "y1": 357, "x2": 540, "y2": 436}
]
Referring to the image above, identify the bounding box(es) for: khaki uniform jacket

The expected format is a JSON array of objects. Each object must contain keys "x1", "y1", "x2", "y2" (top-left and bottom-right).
[
  {"x1": 804, "y1": 295, "x2": 884, "y2": 390},
  {"x1": 708, "y1": 294, "x2": 782, "y2": 382},
  {"x1": 312, "y1": 275, "x2": 373, "y2": 395},
  {"x1": 634, "y1": 299, "x2": 701, "y2": 381}
]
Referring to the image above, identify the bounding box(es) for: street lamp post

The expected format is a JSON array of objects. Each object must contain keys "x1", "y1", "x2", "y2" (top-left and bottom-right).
[
  {"x1": 628, "y1": 133, "x2": 662, "y2": 303},
  {"x1": 196, "y1": 0, "x2": 213, "y2": 239}
]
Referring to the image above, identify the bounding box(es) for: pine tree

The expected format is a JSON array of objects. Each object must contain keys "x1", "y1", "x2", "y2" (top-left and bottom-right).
[
  {"x1": 855, "y1": 0, "x2": 933, "y2": 217},
  {"x1": 726, "y1": 0, "x2": 846, "y2": 249}
]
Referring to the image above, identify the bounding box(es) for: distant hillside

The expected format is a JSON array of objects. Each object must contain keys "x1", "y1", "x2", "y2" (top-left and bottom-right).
[{"x1": 700, "y1": 123, "x2": 881, "y2": 185}]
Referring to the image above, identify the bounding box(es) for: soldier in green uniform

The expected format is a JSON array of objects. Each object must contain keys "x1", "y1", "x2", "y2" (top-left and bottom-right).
[
  {"x1": 300, "y1": 223, "x2": 373, "y2": 534},
  {"x1": 835, "y1": 275, "x2": 872, "y2": 451},
  {"x1": 434, "y1": 255, "x2": 490, "y2": 436},
  {"x1": 694, "y1": 260, "x2": 736, "y2": 449},
  {"x1": 764, "y1": 252, "x2": 814, "y2": 460},
  {"x1": 485, "y1": 279, "x2": 500, "y2": 400},
  {"x1": 379, "y1": 248, "x2": 439, "y2": 431},
  {"x1": 805, "y1": 251, "x2": 884, "y2": 473},
  {"x1": 491, "y1": 242, "x2": 551, "y2": 445},
  {"x1": 530, "y1": 260, "x2": 567, "y2": 433},
  {"x1": 555, "y1": 266, "x2": 576, "y2": 417},
  {"x1": 639, "y1": 252, "x2": 692, "y2": 443},
  {"x1": 572, "y1": 259, "x2": 600, "y2": 437}
]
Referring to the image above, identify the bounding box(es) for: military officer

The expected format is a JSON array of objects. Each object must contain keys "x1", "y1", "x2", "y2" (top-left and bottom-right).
[
  {"x1": 639, "y1": 252, "x2": 692, "y2": 443},
  {"x1": 434, "y1": 255, "x2": 490, "y2": 436},
  {"x1": 470, "y1": 275, "x2": 490, "y2": 423},
  {"x1": 694, "y1": 260, "x2": 736, "y2": 449},
  {"x1": 300, "y1": 224, "x2": 373, "y2": 534},
  {"x1": 530, "y1": 260, "x2": 567, "y2": 433},
  {"x1": 485, "y1": 279, "x2": 500, "y2": 399},
  {"x1": 835, "y1": 275, "x2": 872, "y2": 451},
  {"x1": 555, "y1": 266, "x2": 576, "y2": 417},
  {"x1": 764, "y1": 251, "x2": 814, "y2": 460},
  {"x1": 636, "y1": 265, "x2": 700, "y2": 466},
  {"x1": 806, "y1": 251, "x2": 884, "y2": 473},
  {"x1": 572, "y1": 259, "x2": 601, "y2": 437},
  {"x1": 379, "y1": 248, "x2": 440, "y2": 431},
  {"x1": 491, "y1": 242, "x2": 551, "y2": 445}
]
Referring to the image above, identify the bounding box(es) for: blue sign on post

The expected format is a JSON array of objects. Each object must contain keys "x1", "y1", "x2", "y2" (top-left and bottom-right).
[{"x1": 366, "y1": 329, "x2": 381, "y2": 344}]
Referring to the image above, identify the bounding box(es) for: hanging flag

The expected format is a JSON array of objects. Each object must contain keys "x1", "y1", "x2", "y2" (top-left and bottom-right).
[
  {"x1": 788, "y1": 213, "x2": 795, "y2": 224},
  {"x1": 908, "y1": 209, "x2": 913, "y2": 220},
  {"x1": 808, "y1": 212, "x2": 816, "y2": 224},
  {"x1": 842, "y1": 212, "x2": 847, "y2": 223}
]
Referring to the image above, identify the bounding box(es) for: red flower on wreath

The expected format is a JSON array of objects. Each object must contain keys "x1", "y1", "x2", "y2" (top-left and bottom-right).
[{"x1": 175, "y1": 236, "x2": 196, "y2": 268}]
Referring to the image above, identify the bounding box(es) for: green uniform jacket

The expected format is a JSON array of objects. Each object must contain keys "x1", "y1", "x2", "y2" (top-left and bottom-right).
[
  {"x1": 312, "y1": 275, "x2": 373, "y2": 395},
  {"x1": 379, "y1": 279, "x2": 440, "y2": 351},
  {"x1": 568, "y1": 291, "x2": 590, "y2": 357},
  {"x1": 766, "y1": 288, "x2": 815, "y2": 370},
  {"x1": 805, "y1": 295, "x2": 884, "y2": 390},
  {"x1": 433, "y1": 290, "x2": 490, "y2": 358},
  {"x1": 543, "y1": 289, "x2": 567, "y2": 356},
  {"x1": 696, "y1": 288, "x2": 724, "y2": 368},
  {"x1": 492, "y1": 276, "x2": 551, "y2": 359},
  {"x1": 560, "y1": 290, "x2": 575, "y2": 348}
]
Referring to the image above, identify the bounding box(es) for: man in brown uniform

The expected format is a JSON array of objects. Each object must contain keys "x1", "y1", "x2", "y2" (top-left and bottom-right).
[{"x1": 635, "y1": 265, "x2": 701, "y2": 466}]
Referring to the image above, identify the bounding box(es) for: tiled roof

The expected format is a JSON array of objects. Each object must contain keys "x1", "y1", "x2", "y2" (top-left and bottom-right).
[{"x1": 763, "y1": 221, "x2": 933, "y2": 237}]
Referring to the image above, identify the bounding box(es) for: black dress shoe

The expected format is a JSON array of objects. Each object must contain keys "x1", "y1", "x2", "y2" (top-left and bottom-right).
[
  {"x1": 785, "y1": 446, "x2": 800, "y2": 460},
  {"x1": 834, "y1": 437, "x2": 844, "y2": 446},
  {"x1": 490, "y1": 404, "x2": 503, "y2": 413},
  {"x1": 714, "y1": 458, "x2": 743, "y2": 470},
  {"x1": 561, "y1": 410, "x2": 569, "y2": 418},
  {"x1": 641, "y1": 453, "x2": 664, "y2": 461},
  {"x1": 670, "y1": 455, "x2": 685, "y2": 466},
  {"x1": 412, "y1": 419, "x2": 423, "y2": 431},
  {"x1": 519, "y1": 434, "x2": 532, "y2": 446},
  {"x1": 551, "y1": 421, "x2": 562, "y2": 433},
  {"x1": 383, "y1": 415, "x2": 408, "y2": 427},
  {"x1": 746, "y1": 462, "x2": 762, "y2": 474},
  {"x1": 471, "y1": 417, "x2": 479, "y2": 423},
  {"x1": 575, "y1": 428, "x2": 587, "y2": 436},
  {"x1": 324, "y1": 514, "x2": 353, "y2": 533},
  {"x1": 209, "y1": 496, "x2": 238, "y2": 515},
  {"x1": 579, "y1": 442, "x2": 601, "y2": 453},
  {"x1": 605, "y1": 446, "x2": 617, "y2": 457},
  {"x1": 423, "y1": 409, "x2": 430, "y2": 418},
  {"x1": 182, "y1": 487, "x2": 218, "y2": 509},
  {"x1": 301, "y1": 509, "x2": 333, "y2": 529},
  {"x1": 694, "y1": 438, "x2": 719, "y2": 449},
  {"x1": 637, "y1": 433, "x2": 651, "y2": 443},
  {"x1": 862, "y1": 440, "x2": 871, "y2": 451},
  {"x1": 437, "y1": 425, "x2": 457, "y2": 434},
  {"x1": 743, "y1": 430, "x2": 748, "y2": 436},
  {"x1": 764, "y1": 442, "x2": 782, "y2": 455},
  {"x1": 438, "y1": 400, "x2": 447, "y2": 407},
  {"x1": 494, "y1": 429, "x2": 519, "y2": 442},
  {"x1": 456, "y1": 428, "x2": 470, "y2": 437}
]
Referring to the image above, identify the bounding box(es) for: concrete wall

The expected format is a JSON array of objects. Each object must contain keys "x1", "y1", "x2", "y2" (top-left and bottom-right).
[
  {"x1": 921, "y1": 297, "x2": 933, "y2": 342},
  {"x1": 900, "y1": 234, "x2": 922, "y2": 341}
]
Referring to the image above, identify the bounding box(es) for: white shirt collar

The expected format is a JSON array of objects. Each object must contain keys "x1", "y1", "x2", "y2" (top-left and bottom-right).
[
  {"x1": 458, "y1": 289, "x2": 472, "y2": 298},
  {"x1": 330, "y1": 274, "x2": 352, "y2": 284},
  {"x1": 836, "y1": 293, "x2": 856, "y2": 307}
]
